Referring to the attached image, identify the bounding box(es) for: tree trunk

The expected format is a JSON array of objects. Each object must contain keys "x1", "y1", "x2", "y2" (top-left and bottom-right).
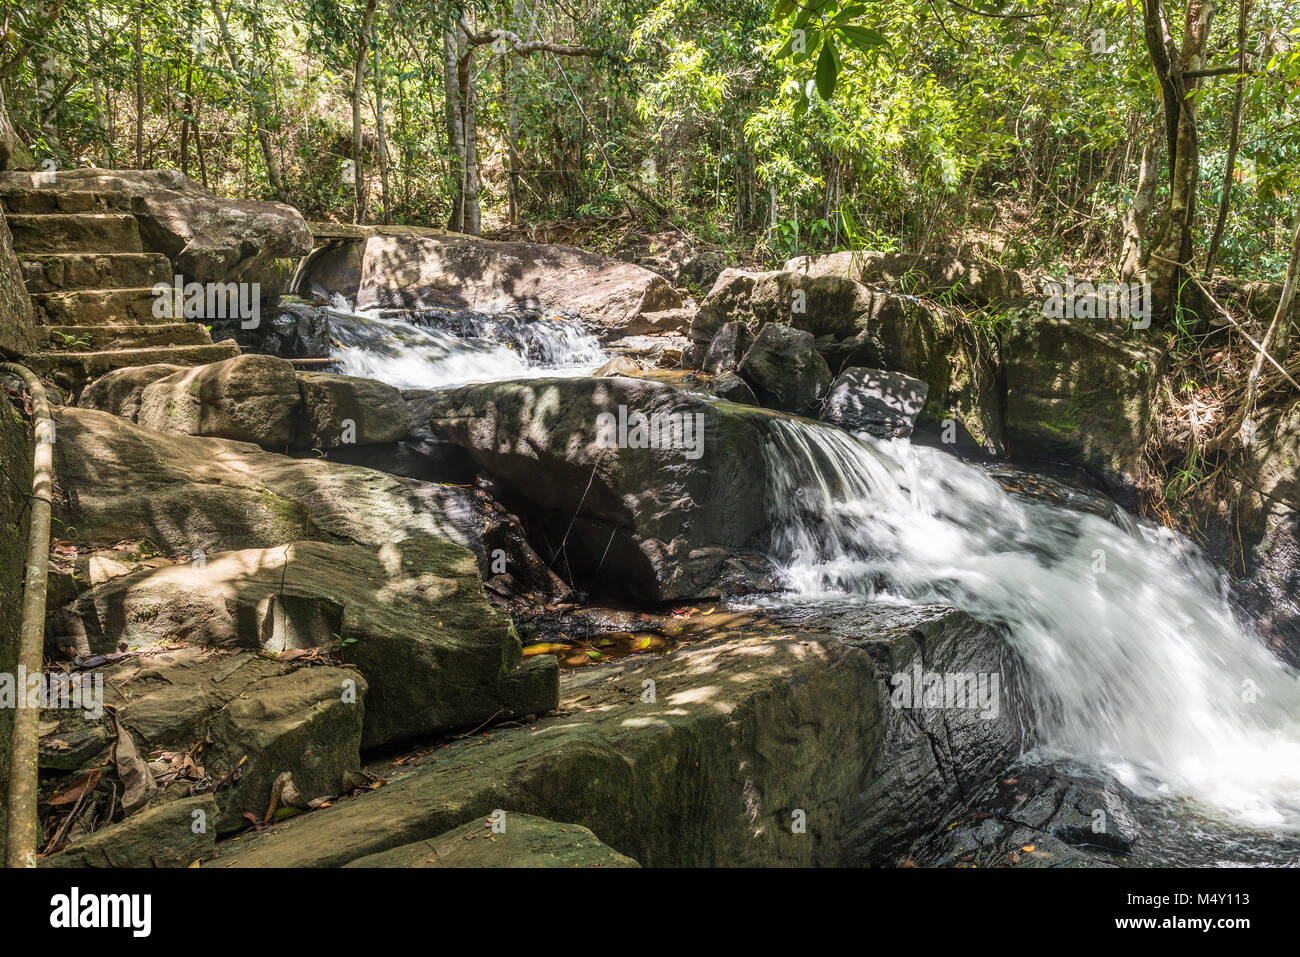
[
  {"x1": 1205, "y1": 0, "x2": 1250, "y2": 278},
  {"x1": 352, "y1": 0, "x2": 378, "y2": 223},
  {"x1": 373, "y1": 23, "x2": 390, "y2": 224},
  {"x1": 134, "y1": 3, "x2": 144, "y2": 167},
  {"x1": 208, "y1": 0, "x2": 285, "y2": 198},
  {"x1": 1140, "y1": 0, "x2": 1219, "y2": 309},
  {"x1": 1120, "y1": 121, "x2": 1163, "y2": 282}
]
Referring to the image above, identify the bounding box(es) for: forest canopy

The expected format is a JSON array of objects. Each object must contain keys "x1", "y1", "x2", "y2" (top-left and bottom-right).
[{"x1": 1, "y1": 0, "x2": 1297, "y2": 282}]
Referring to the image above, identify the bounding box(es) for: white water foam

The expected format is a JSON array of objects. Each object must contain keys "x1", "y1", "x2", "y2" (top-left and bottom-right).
[
  {"x1": 761, "y1": 416, "x2": 1300, "y2": 830},
  {"x1": 324, "y1": 295, "x2": 603, "y2": 391}
]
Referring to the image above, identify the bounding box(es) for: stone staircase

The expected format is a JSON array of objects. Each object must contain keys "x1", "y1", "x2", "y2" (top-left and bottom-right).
[{"x1": 2, "y1": 185, "x2": 240, "y2": 391}]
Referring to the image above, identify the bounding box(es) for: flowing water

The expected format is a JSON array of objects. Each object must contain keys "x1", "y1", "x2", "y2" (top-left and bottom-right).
[
  {"x1": 759, "y1": 416, "x2": 1300, "y2": 843},
  {"x1": 325, "y1": 300, "x2": 1299, "y2": 859},
  {"x1": 323, "y1": 295, "x2": 603, "y2": 390}
]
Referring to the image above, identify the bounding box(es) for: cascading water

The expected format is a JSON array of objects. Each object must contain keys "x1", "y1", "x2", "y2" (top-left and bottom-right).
[
  {"x1": 323, "y1": 295, "x2": 603, "y2": 391},
  {"x1": 760, "y1": 416, "x2": 1300, "y2": 833}
]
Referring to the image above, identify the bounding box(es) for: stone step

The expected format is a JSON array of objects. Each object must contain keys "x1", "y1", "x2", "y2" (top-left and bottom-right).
[
  {"x1": 18, "y1": 252, "x2": 171, "y2": 293},
  {"x1": 6, "y1": 213, "x2": 143, "y2": 254},
  {"x1": 38, "y1": 323, "x2": 214, "y2": 352},
  {"x1": 0, "y1": 188, "x2": 132, "y2": 215},
  {"x1": 32, "y1": 286, "x2": 164, "y2": 325},
  {"x1": 25, "y1": 340, "x2": 241, "y2": 387}
]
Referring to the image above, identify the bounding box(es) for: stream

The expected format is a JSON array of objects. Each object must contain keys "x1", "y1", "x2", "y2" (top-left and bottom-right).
[{"x1": 326, "y1": 301, "x2": 1300, "y2": 867}]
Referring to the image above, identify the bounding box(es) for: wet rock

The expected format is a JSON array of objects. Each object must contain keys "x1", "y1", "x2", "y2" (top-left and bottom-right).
[
  {"x1": 1213, "y1": 399, "x2": 1300, "y2": 663},
  {"x1": 209, "y1": 297, "x2": 331, "y2": 359},
  {"x1": 207, "y1": 605, "x2": 1027, "y2": 868},
  {"x1": 136, "y1": 353, "x2": 302, "y2": 447},
  {"x1": 417, "y1": 376, "x2": 777, "y2": 601},
  {"x1": 822, "y1": 367, "x2": 928, "y2": 438},
  {"x1": 907, "y1": 760, "x2": 1138, "y2": 867},
  {"x1": 77, "y1": 363, "x2": 184, "y2": 420},
  {"x1": 296, "y1": 371, "x2": 407, "y2": 448},
  {"x1": 702, "y1": 320, "x2": 753, "y2": 375},
  {"x1": 344, "y1": 813, "x2": 640, "y2": 867},
  {"x1": 43, "y1": 795, "x2": 219, "y2": 868},
  {"x1": 737, "y1": 323, "x2": 831, "y2": 415},
  {"x1": 710, "y1": 371, "x2": 757, "y2": 406}
]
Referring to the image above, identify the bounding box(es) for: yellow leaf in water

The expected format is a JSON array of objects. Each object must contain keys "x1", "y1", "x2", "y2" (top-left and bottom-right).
[
  {"x1": 1021, "y1": 844, "x2": 1036, "y2": 853},
  {"x1": 522, "y1": 643, "x2": 568, "y2": 656}
]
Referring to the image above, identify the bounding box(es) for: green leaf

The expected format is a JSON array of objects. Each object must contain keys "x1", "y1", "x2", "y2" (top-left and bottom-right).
[
  {"x1": 773, "y1": 0, "x2": 797, "y2": 18},
  {"x1": 815, "y1": 38, "x2": 839, "y2": 100},
  {"x1": 840, "y1": 25, "x2": 888, "y2": 53},
  {"x1": 792, "y1": 28, "x2": 822, "y2": 64}
]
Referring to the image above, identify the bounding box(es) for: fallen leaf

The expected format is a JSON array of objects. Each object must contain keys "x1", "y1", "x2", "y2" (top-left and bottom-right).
[{"x1": 44, "y1": 768, "x2": 102, "y2": 807}]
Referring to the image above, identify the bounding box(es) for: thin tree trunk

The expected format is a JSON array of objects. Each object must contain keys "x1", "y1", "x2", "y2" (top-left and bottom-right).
[
  {"x1": 373, "y1": 22, "x2": 390, "y2": 224},
  {"x1": 1120, "y1": 120, "x2": 1162, "y2": 283},
  {"x1": 1205, "y1": 0, "x2": 1251, "y2": 278},
  {"x1": 134, "y1": 3, "x2": 143, "y2": 167},
  {"x1": 352, "y1": 0, "x2": 378, "y2": 223},
  {"x1": 208, "y1": 0, "x2": 284, "y2": 197}
]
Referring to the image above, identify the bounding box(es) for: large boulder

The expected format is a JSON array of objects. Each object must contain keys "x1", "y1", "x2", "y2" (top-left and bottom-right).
[
  {"x1": 43, "y1": 796, "x2": 219, "y2": 868},
  {"x1": 418, "y1": 376, "x2": 778, "y2": 601},
  {"x1": 0, "y1": 168, "x2": 312, "y2": 286},
  {"x1": 691, "y1": 268, "x2": 1004, "y2": 452},
  {"x1": 136, "y1": 353, "x2": 302, "y2": 447},
  {"x1": 689, "y1": 268, "x2": 777, "y2": 359},
  {"x1": 35, "y1": 646, "x2": 364, "y2": 833},
  {"x1": 296, "y1": 371, "x2": 407, "y2": 448},
  {"x1": 297, "y1": 226, "x2": 681, "y2": 340},
  {"x1": 701, "y1": 320, "x2": 752, "y2": 375},
  {"x1": 1003, "y1": 313, "x2": 1162, "y2": 501},
  {"x1": 737, "y1": 323, "x2": 831, "y2": 415},
  {"x1": 822, "y1": 367, "x2": 928, "y2": 438},
  {"x1": 787, "y1": 250, "x2": 1031, "y2": 306},
  {"x1": 710, "y1": 371, "x2": 758, "y2": 405},
  {"x1": 0, "y1": 209, "x2": 35, "y2": 355},
  {"x1": 208, "y1": 297, "x2": 331, "y2": 359},
  {"x1": 78, "y1": 363, "x2": 185, "y2": 420},
  {"x1": 52, "y1": 407, "x2": 484, "y2": 560},
  {"x1": 207, "y1": 604, "x2": 1029, "y2": 868},
  {"x1": 47, "y1": 539, "x2": 556, "y2": 750}
]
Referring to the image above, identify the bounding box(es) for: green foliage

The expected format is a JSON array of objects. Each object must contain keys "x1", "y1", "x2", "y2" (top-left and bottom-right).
[{"x1": 0, "y1": 0, "x2": 1295, "y2": 279}]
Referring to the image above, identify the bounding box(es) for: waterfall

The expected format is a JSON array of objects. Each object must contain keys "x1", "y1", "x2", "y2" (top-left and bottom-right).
[
  {"x1": 323, "y1": 295, "x2": 603, "y2": 391},
  {"x1": 760, "y1": 416, "x2": 1300, "y2": 831}
]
